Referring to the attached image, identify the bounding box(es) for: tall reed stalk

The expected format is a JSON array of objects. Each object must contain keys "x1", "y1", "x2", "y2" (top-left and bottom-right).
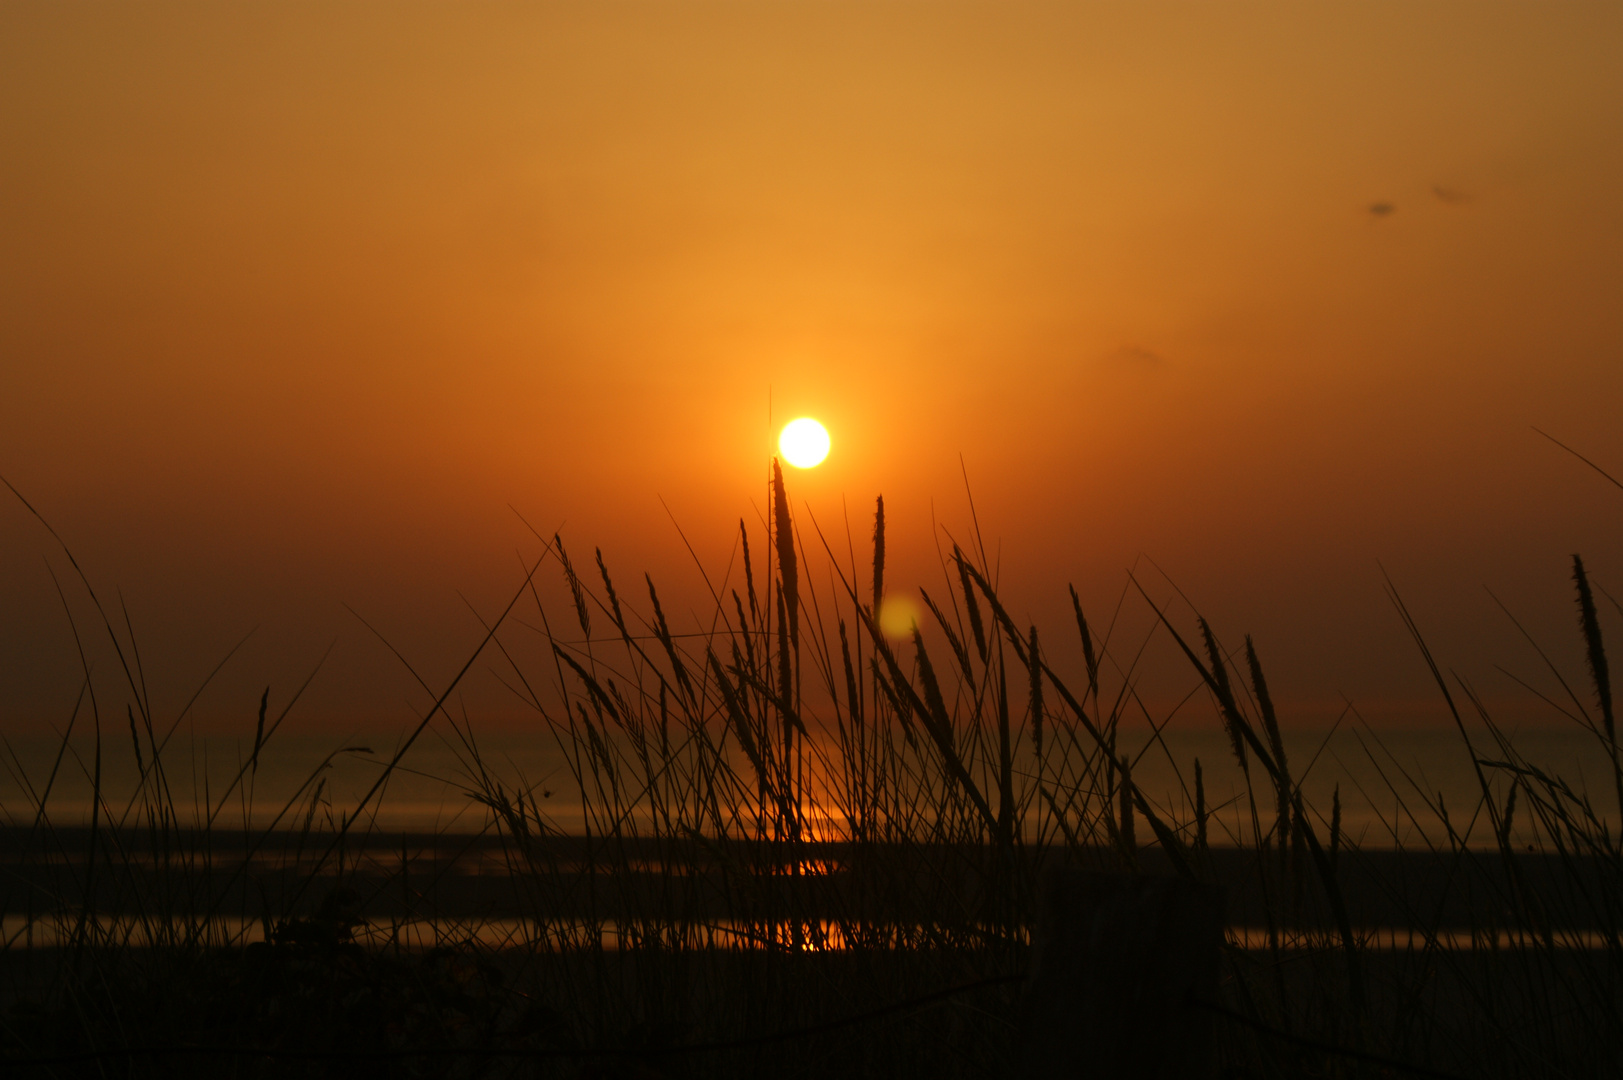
[{"x1": 2, "y1": 468, "x2": 1620, "y2": 1079}]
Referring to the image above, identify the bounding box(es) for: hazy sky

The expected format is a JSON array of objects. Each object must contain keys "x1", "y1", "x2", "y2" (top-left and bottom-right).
[{"x1": 3, "y1": 2, "x2": 1621, "y2": 737}]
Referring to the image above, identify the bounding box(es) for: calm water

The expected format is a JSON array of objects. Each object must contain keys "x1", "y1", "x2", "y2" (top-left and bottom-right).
[
  {"x1": 3, "y1": 724, "x2": 1614, "y2": 847},
  {"x1": 4, "y1": 913, "x2": 1609, "y2": 953}
]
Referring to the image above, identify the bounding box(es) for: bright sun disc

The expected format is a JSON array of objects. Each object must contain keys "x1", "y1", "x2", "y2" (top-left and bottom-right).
[{"x1": 779, "y1": 418, "x2": 830, "y2": 468}]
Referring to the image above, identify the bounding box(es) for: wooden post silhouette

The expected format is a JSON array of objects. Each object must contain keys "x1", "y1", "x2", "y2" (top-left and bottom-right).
[{"x1": 1017, "y1": 869, "x2": 1224, "y2": 1080}]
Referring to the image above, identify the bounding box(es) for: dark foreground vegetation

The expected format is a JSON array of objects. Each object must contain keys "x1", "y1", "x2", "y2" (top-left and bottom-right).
[{"x1": 3, "y1": 464, "x2": 1621, "y2": 1078}]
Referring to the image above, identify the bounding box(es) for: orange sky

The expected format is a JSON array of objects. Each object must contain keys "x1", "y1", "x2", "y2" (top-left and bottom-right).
[{"x1": 2, "y1": 2, "x2": 1621, "y2": 735}]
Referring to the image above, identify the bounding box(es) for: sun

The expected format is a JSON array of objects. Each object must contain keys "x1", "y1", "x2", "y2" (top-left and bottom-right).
[{"x1": 778, "y1": 418, "x2": 830, "y2": 468}]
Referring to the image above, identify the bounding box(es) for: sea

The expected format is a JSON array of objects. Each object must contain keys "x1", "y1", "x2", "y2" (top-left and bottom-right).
[{"x1": 3, "y1": 724, "x2": 1613, "y2": 848}]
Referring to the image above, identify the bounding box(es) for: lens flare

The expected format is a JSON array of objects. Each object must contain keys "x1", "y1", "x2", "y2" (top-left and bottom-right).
[
  {"x1": 778, "y1": 418, "x2": 831, "y2": 469},
  {"x1": 877, "y1": 595, "x2": 920, "y2": 639}
]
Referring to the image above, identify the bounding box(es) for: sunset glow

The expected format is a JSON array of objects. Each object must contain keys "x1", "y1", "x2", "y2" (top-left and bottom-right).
[
  {"x1": 0, "y1": 2, "x2": 1618, "y2": 729},
  {"x1": 2, "y1": 9, "x2": 1621, "y2": 1068}
]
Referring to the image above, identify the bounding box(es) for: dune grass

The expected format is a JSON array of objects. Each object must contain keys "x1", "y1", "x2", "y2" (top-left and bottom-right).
[{"x1": 2, "y1": 465, "x2": 1620, "y2": 1078}]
